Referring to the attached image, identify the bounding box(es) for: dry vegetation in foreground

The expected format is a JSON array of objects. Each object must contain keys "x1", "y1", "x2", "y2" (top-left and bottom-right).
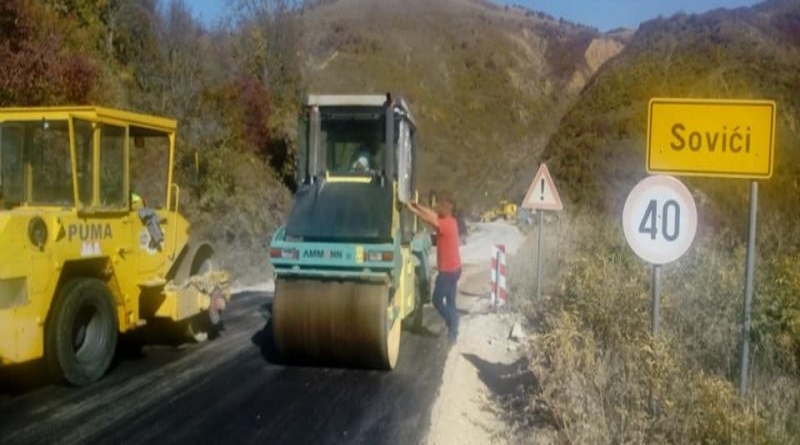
[{"x1": 506, "y1": 212, "x2": 800, "y2": 444}]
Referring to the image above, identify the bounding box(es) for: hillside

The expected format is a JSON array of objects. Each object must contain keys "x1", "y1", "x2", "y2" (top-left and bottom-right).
[
  {"x1": 300, "y1": 0, "x2": 628, "y2": 214},
  {"x1": 541, "y1": 0, "x2": 800, "y2": 226},
  {"x1": 0, "y1": 0, "x2": 629, "y2": 281}
]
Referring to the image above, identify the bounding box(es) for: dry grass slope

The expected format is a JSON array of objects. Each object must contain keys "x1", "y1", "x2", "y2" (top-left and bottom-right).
[{"x1": 508, "y1": 213, "x2": 799, "y2": 443}]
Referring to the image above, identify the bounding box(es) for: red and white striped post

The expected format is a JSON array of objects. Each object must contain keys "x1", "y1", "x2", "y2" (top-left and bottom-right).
[{"x1": 490, "y1": 244, "x2": 507, "y2": 307}]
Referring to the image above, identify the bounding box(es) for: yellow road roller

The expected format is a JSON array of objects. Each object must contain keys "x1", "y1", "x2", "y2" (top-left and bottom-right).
[
  {"x1": 0, "y1": 106, "x2": 230, "y2": 385},
  {"x1": 269, "y1": 94, "x2": 433, "y2": 369}
]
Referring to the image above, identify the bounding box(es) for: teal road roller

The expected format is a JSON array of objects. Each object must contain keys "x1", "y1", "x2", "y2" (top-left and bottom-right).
[{"x1": 269, "y1": 93, "x2": 433, "y2": 369}]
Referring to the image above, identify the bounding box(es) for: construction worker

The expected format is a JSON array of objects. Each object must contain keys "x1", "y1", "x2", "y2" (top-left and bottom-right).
[
  {"x1": 406, "y1": 194, "x2": 462, "y2": 341},
  {"x1": 350, "y1": 145, "x2": 376, "y2": 172},
  {"x1": 131, "y1": 192, "x2": 145, "y2": 210}
]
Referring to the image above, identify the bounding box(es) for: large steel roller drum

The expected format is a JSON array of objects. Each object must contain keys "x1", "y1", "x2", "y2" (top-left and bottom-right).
[{"x1": 272, "y1": 279, "x2": 401, "y2": 369}]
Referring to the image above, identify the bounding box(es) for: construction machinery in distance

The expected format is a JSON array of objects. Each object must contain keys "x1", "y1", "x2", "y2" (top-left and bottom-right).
[
  {"x1": 480, "y1": 199, "x2": 518, "y2": 222},
  {"x1": 0, "y1": 106, "x2": 230, "y2": 386},
  {"x1": 269, "y1": 94, "x2": 433, "y2": 369}
]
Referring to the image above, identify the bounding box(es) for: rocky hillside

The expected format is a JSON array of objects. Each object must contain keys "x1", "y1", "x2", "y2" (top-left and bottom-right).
[
  {"x1": 541, "y1": 0, "x2": 800, "y2": 226},
  {"x1": 300, "y1": 0, "x2": 629, "y2": 214}
]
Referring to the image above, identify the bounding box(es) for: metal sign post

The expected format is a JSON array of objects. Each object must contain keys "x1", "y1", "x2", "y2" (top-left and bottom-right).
[
  {"x1": 536, "y1": 210, "x2": 544, "y2": 299},
  {"x1": 739, "y1": 181, "x2": 758, "y2": 398},
  {"x1": 651, "y1": 264, "x2": 662, "y2": 337},
  {"x1": 650, "y1": 264, "x2": 662, "y2": 414}
]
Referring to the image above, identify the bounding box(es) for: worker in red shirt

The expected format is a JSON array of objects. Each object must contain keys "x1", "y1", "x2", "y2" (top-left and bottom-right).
[{"x1": 407, "y1": 195, "x2": 462, "y2": 341}]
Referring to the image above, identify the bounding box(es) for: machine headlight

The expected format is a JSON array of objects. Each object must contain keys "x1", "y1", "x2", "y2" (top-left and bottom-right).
[{"x1": 28, "y1": 216, "x2": 47, "y2": 249}]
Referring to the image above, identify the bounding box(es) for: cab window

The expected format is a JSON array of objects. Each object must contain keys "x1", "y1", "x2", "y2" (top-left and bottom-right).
[
  {"x1": 99, "y1": 124, "x2": 127, "y2": 208},
  {"x1": 321, "y1": 111, "x2": 385, "y2": 174},
  {"x1": 73, "y1": 119, "x2": 94, "y2": 207},
  {"x1": 129, "y1": 129, "x2": 169, "y2": 209},
  {"x1": 0, "y1": 124, "x2": 24, "y2": 207}
]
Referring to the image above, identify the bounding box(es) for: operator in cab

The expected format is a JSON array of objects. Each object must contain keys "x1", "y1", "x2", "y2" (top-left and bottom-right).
[
  {"x1": 406, "y1": 194, "x2": 462, "y2": 341},
  {"x1": 131, "y1": 192, "x2": 145, "y2": 210},
  {"x1": 350, "y1": 145, "x2": 376, "y2": 172}
]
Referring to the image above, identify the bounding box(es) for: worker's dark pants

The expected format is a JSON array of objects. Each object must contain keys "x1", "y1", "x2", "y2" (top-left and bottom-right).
[{"x1": 433, "y1": 269, "x2": 461, "y2": 338}]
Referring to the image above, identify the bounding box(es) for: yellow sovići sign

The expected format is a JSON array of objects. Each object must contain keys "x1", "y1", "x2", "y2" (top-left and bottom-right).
[{"x1": 647, "y1": 98, "x2": 776, "y2": 179}]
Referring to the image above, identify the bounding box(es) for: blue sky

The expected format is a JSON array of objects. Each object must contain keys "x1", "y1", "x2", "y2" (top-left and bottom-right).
[
  {"x1": 186, "y1": 0, "x2": 228, "y2": 25},
  {"x1": 496, "y1": 0, "x2": 762, "y2": 31},
  {"x1": 187, "y1": 0, "x2": 763, "y2": 31}
]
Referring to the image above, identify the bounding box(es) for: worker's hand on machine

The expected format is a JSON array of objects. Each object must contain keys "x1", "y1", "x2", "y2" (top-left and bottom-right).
[
  {"x1": 406, "y1": 201, "x2": 424, "y2": 215},
  {"x1": 407, "y1": 201, "x2": 439, "y2": 227},
  {"x1": 406, "y1": 201, "x2": 421, "y2": 217}
]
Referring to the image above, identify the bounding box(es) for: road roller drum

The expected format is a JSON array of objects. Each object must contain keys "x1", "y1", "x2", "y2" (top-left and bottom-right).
[{"x1": 272, "y1": 279, "x2": 401, "y2": 369}]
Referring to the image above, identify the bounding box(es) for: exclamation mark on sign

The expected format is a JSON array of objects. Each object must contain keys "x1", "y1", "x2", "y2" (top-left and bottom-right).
[{"x1": 540, "y1": 178, "x2": 545, "y2": 200}]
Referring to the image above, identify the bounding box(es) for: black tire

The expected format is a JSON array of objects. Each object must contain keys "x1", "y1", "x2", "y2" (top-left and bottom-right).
[{"x1": 45, "y1": 278, "x2": 118, "y2": 386}]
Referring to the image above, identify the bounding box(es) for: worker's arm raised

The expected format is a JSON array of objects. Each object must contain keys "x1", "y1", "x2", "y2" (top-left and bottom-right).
[{"x1": 406, "y1": 202, "x2": 438, "y2": 227}]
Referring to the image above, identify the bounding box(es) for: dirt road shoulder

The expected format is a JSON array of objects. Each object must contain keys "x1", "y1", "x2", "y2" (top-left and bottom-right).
[{"x1": 425, "y1": 262, "x2": 531, "y2": 445}]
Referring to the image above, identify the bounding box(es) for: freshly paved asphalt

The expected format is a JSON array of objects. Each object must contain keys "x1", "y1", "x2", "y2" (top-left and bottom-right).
[{"x1": 0, "y1": 290, "x2": 451, "y2": 445}]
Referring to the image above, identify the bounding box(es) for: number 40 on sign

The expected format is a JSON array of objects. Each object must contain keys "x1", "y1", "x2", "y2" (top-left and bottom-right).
[{"x1": 639, "y1": 199, "x2": 681, "y2": 242}]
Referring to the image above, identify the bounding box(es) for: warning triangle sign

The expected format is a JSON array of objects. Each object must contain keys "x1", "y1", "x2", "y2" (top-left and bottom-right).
[{"x1": 522, "y1": 163, "x2": 563, "y2": 211}]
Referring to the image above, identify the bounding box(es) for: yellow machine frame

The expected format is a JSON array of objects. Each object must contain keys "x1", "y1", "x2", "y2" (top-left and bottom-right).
[{"x1": 0, "y1": 106, "x2": 229, "y2": 383}]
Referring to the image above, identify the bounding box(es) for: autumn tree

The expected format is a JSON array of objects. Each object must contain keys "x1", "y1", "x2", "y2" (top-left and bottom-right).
[
  {"x1": 0, "y1": 0, "x2": 97, "y2": 105},
  {"x1": 232, "y1": 0, "x2": 304, "y2": 186}
]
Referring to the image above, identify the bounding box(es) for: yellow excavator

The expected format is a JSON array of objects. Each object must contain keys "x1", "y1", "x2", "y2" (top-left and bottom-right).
[{"x1": 268, "y1": 94, "x2": 433, "y2": 369}]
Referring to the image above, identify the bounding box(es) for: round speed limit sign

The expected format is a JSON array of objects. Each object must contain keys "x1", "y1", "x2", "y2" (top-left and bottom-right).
[{"x1": 622, "y1": 175, "x2": 698, "y2": 265}]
